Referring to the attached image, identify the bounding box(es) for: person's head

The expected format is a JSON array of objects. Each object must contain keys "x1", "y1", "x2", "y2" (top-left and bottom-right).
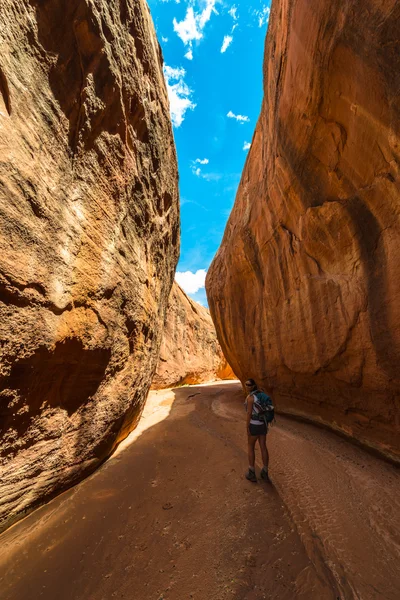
[{"x1": 245, "y1": 378, "x2": 257, "y2": 392}]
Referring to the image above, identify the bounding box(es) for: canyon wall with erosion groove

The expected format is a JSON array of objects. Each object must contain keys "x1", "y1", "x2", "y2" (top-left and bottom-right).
[
  {"x1": 206, "y1": 0, "x2": 400, "y2": 461},
  {"x1": 0, "y1": 0, "x2": 179, "y2": 532},
  {"x1": 152, "y1": 282, "x2": 235, "y2": 389}
]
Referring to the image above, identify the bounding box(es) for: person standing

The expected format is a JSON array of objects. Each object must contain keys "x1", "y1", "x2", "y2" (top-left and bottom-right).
[{"x1": 244, "y1": 379, "x2": 273, "y2": 482}]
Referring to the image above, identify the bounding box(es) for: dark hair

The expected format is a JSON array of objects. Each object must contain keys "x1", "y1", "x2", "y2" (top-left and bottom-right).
[{"x1": 245, "y1": 378, "x2": 256, "y2": 388}]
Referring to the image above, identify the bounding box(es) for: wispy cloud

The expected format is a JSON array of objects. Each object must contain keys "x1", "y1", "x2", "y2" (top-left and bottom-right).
[
  {"x1": 227, "y1": 110, "x2": 250, "y2": 123},
  {"x1": 220, "y1": 4, "x2": 239, "y2": 55},
  {"x1": 202, "y1": 172, "x2": 222, "y2": 182},
  {"x1": 256, "y1": 5, "x2": 270, "y2": 28},
  {"x1": 243, "y1": 141, "x2": 251, "y2": 150},
  {"x1": 161, "y1": 36, "x2": 169, "y2": 43},
  {"x1": 191, "y1": 159, "x2": 206, "y2": 177},
  {"x1": 175, "y1": 269, "x2": 207, "y2": 294},
  {"x1": 221, "y1": 35, "x2": 233, "y2": 53},
  {"x1": 173, "y1": 7, "x2": 202, "y2": 44},
  {"x1": 180, "y1": 197, "x2": 210, "y2": 211},
  {"x1": 197, "y1": 0, "x2": 218, "y2": 29},
  {"x1": 190, "y1": 158, "x2": 222, "y2": 181},
  {"x1": 228, "y1": 6, "x2": 238, "y2": 20},
  {"x1": 163, "y1": 65, "x2": 196, "y2": 127},
  {"x1": 173, "y1": 0, "x2": 218, "y2": 60}
]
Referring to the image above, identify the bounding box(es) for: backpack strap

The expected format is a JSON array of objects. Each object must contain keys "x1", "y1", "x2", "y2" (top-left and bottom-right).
[{"x1": 251, "y1": 392, "x2": 263, "y2": 421}]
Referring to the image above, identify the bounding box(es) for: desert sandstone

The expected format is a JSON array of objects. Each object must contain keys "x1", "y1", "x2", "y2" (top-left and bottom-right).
[
  {"x1": 152, "y1": 283, "x2": 235, "y2": 389},
  {"x1": 0, "y1": 0, "x2": 179, "y2": 531},
  {"x1": 207, "y1": 0, "x2": 400, "y2": 461}
]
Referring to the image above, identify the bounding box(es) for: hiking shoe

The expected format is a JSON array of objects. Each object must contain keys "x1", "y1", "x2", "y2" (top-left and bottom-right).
[
  {"x1": 245, "y1": 469, "x2": 257, "y2": 483},
  {"x1": 260, "y1": 468, "x2": 270, "y2": 482}
]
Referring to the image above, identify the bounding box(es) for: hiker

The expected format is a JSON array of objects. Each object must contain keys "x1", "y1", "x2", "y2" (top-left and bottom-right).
[{"x1": 244, "y1": 378, "x2": 274, "y2": 483}]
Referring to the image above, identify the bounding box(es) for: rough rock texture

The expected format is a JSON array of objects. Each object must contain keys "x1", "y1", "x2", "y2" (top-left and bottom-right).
[
  {"x1": 0, "y1": 0, "x2": 179, "y2": 532},
  {"x1": 151, "y1": 283, "x2": 235, "y2": 389},
  {"x1": 207, "y1": 0, "x2": 400, "y2": 461}
]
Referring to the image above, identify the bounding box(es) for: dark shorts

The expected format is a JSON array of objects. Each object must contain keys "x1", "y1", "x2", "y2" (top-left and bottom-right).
[{"x1": 248, "y1": 422, "x2": 267, "y2": 436}]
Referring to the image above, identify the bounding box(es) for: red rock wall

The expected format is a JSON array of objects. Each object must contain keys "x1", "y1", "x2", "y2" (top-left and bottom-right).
[
  {"x1": 207, "y1": 0, "x2": 400, "y2": 461},
  {"x1": 0, "y1": 0, "x2": 179, "y2": 531},
  {"x1": 152, "y1": 283, "x2": 235, "y2": 389}
]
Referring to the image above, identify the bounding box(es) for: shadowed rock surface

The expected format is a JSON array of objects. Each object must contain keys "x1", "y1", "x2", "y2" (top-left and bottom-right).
[
  {"x1": 206, "y1": 0, "x2": 400, "y2": 461},
  {"x1": 0, "y1": 0, "x2": 179, "y2": 532},
  {"x1": 152, "y1": 282, "x2": 235, "y2": 389}
]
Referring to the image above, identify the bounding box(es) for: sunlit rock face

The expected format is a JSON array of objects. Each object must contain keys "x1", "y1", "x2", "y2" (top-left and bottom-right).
[
  {"x1": 207, "y1": 0, "x2": 400, "y2": 461},
  {"x1": 152, "y1": 283, "x2": 235, "y2": 389},
  {"x1": 0, "y1": 0, "x2": 179, "y2": 531}
]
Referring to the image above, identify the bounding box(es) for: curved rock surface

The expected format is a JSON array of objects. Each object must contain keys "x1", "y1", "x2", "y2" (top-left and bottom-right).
[
  {"x1": 0, "y1": 0, "x2": 179, "y2": 532},
  {"x1": 207, "y1": 0, "x2": 400, "y2": 461},
  {"x1": 152, "y1": 283, "x2": 235, "y2": 389}
]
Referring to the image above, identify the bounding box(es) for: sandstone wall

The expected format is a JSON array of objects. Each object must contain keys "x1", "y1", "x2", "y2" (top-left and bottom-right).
[
  {"x1": 0, "y1": 0, "x2": 179, "y2": 531},
  {"x1": 152, "y1": 283, "x2": 235, "y2": 389},
  {"x1": 207, "y1": 0, "x2": 400, "y2": 461}
]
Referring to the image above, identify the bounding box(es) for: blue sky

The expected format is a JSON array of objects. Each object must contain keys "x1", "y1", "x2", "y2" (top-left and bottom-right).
[{"x1": 147, "y1": 0, "x2": 271, "y2": 305}]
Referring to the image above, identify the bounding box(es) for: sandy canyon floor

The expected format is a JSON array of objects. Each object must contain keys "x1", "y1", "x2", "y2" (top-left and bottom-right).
[{"x1": 0, "y1": 381, "x2": 399, "y2": 600}]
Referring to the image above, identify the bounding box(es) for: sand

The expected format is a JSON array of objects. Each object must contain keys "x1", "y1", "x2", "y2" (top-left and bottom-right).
[{"x1": 1, "y1": 381, "x2": 399, "y2": 600}]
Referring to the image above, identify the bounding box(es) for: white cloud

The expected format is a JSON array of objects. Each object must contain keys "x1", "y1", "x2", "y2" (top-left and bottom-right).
[
  {"x1": 173, "y1": 7, "x2": 202, "y2": 45},
  {"x1": 243, "y1": 141, "x2": 251, "y2": 150},
  {"x1": 163, "y1": 65, "x2": 196, "y2": 127},
  {"x1": 227, "y1": 110, "x2": 250, "y2": 123},
  {"x1": 173, "y1": 0, "x2": 218, "y2": 59},
  {"x1": 198, "y1": 0, "x2": 218, "y2": 29},
  {"x1": 161, "y1": 36, "x2": 169, "y2": 43},
  {"x1": 257, "y1": 5, "x2": 270, "y2": 28},
  {"x1": 221, "y1": 35, "x2": 233, "y2": 53},
  {"x1": 191, "y1": 158, "x2": 208, "y2": 176},
  {"x1": 201, "y1": 172, "x2": 222, "y2": 181},
  {"x1": 190, "y1": 159, "x2": 221, "y2": 181},
  {"x1": 221, "y1": 5, "x2": 238, "y2": 55},
  {"x1": 175, "y1": 269, "x2": 207, "y2": 294},
  {"x1": 228, "y1": 6, "x2": 238, "y2": 20}
]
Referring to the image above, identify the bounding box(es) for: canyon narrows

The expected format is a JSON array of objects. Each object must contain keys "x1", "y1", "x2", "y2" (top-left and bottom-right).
[
  {"x1": 0, "y1": 0, "x2": 179, "y2": 532},
  {"x1": 0, "y1": 0, "x2": 399, "y2": 596},
  {"x1": 206, "y1": 0, "x2": 400, "y2": 461},
  {"x1": 152, "y1": 282, "x2": 235, "y2": 390}
]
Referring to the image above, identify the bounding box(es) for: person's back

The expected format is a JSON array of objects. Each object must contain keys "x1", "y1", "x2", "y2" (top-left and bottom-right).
[
  {"x1": 250, "y1": 390, "x2": 274, "y2": 424},
  {"x1": 244, "y1": 379, "x2": 272, "y2": 482}
]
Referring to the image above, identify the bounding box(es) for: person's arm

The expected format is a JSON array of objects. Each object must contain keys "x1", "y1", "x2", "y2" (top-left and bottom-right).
[{"x1": 246, "y1": 395, "x2": 253, "y2": 433}]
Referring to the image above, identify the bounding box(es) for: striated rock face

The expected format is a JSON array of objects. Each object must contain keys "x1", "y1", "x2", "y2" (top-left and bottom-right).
[
  {"x1": 0, "y1": 0, "x2": 179, "y2": 531},
  {"x1": 207, "y1": 0, "x2": 400, "y2": 461},
  {"x1": 152, "y1": 283, "x2": 235, "y2": 389}
]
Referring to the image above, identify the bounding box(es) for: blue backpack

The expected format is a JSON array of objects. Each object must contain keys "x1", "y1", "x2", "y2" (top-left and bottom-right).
[{"x1": 252, "y1": 391, "x2": 275, "y2": 424}]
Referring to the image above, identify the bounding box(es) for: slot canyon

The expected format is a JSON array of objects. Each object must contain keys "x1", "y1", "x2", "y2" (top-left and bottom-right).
[
  {"x1": 152, "y1": 282, "x2": 236, "y2": 390},
  {"x1": 207, "y1": 0, "x2": 400, "y2": 463},
  {"x1": 0, "y1": 1, "x2": 399, "y2": 599}
]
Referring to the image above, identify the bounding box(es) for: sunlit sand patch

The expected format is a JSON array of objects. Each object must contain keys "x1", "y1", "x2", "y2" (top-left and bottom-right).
[
  {"x1": 112, "y1": 389, "x2": 176, "y2": 458},
  {"x1": 112, "y1": 381, "x2": 239, "y2": 459}
]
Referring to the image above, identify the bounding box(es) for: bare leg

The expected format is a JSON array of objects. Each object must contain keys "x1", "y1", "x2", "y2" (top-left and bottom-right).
[
  {"x1": 247, "y1": 434, "x2": 258, "y2": 469},
  {"x1": 258, "y1": 435, "x2": 269, "y2": 470}
]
